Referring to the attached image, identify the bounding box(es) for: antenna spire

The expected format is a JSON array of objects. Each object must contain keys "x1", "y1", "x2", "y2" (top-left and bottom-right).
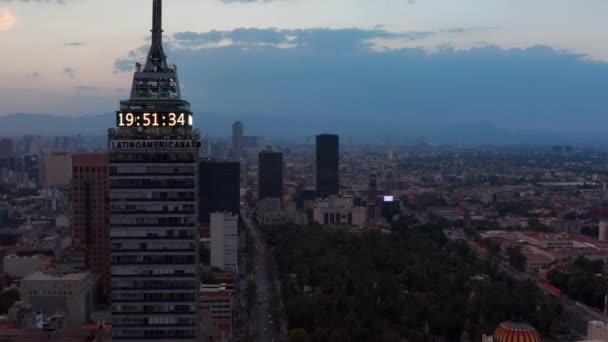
[{"x1": 144, "y1": 0, "x2": 169, "y2": 72}]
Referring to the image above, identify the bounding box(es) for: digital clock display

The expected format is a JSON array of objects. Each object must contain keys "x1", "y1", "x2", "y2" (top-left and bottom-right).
[{"x1": 116, "y1": 112, "x2": 193, "y2": 127}]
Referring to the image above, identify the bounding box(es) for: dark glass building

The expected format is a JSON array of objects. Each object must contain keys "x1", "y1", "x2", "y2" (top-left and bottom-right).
[
  {"x1": 23, "y1": 154, "x2": 40, "y2": 183},
  {"x1": 258, "y1": 151, "x2": 283, "y2": 200},
  {"x1": 316, "y1": 134, "x2": 339, "y2": 197},
  {"x1": 198, "y1": 160, "x2": 240, "y2": 224}
]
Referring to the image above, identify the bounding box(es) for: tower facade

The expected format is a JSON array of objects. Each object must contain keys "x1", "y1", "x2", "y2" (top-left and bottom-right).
[
  {"x1": 231, "y1": 121, "x2": 243, "y2": 162},
  {"x1": 258, "y1": 151, "x2": 283, "y2": 200},
  {"x1": 108, "y1": 1, "x2": 200, "y2": 340},
  {"x1": 316, "y1": 134, "x2": 340, "y2": 197},
  {"x1": 198, "y1": 160, "x2": 240, "y2": 225},
  {"x1": 71, "y1": 154, "x2": 110, "y2": 298}
]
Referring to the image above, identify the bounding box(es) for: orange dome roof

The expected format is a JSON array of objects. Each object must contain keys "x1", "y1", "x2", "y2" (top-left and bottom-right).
[{"x1": 493, "y1": 321, "x2": 541, "y2": 342}]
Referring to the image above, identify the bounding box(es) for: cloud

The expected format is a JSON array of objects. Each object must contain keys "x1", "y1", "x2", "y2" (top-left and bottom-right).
[
  {"x1": 0, "y1": 0, "x2": 75, "y2": 4},
  {"x1": 220, "y1": 0, "x2": 284, "y2": 3},
  {"x1": 65, "y1": 42, "x2": 84, "y2": 47},
  {"x1": 75, "y1": 85, "x2": 97, "y2": 91},
  {"x1": 0, "y1": 9, "x2": 16, "y2": 32},
  {"x1": 170, "y1": 27, "x2": 432, "y2": 51},
  {"x1": 28, "y1": 72, "x2": 41, "y2": 79},
  {"x1": 63, "y1": 67, "x2": 76, "y2": 78}
]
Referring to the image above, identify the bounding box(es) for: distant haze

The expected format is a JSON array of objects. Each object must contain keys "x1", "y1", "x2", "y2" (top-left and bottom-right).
[{"x1": 0, "y1": 112, "x2": 605, "y2": 147}]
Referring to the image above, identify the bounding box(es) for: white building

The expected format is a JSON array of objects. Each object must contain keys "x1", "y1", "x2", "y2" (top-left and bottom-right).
[
  {"x1": 257, "y1": 198, "x2": 287, "y2": 226},
  {"x1": 20, "y1": 270, "x2": 97, "y2": 328},
  {"x1": 587, "y1": 321, "x2": 608, "y2": 341},
  {"x1": 313, "y1": 196, "x2": 367, "y2": 227},
  {"x1": 210, "y1": 212, "x2": 239, "y2": 272}
]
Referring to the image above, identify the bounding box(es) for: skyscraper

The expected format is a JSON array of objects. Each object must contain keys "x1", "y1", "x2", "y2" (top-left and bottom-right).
[
  {"x1": 71, "y1": 154, "x2": 109, "y2": 298},
  {"x1": 316, "y1": 134, "x2": 340, "y2": 197},
  {"x1": 231, "y1": 121, "x2": 243, "y2": 162},
  {"x1": 258, "y1": 151, "x2": 283, "y2": 200},
  {"x1": 108, "y1": 1, "x2": 200, "y2": 340},
  {"x1": 0, "y1": 139, "x2": 13, "y2": 158},
  {"x1": 198, "y1": 160, "x2": 240, "y2": 225}
]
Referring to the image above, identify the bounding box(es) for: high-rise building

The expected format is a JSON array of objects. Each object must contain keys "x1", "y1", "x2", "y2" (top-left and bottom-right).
[
  {"x1": 258, "y1": 151, "x2": 283, "y2": 200},
  {"x1": 108, "y1": 1, "x2": 200, "y2": 340},
  {"x1": 231, "y1": 121, "x2": 243, "y2": 162},
  {"x1": 43, "y1": 152, "x2": 72, "y2": 188},
  {"x1": 0, "y1": 139, "x2": 13, "y2": 158},
  {"x1": 23, "y1": 154, "x2": 40, "y2": 183},
  {"x1": 198, "y1": 160, "x2": 240, "y2": 225},
  {"x1": 71, "y1": 154, "x2": 109, "y2": 298},
  {"x1": 316, "y1": 134, "x2": 340, "y2": 197},
  {"x1": 54, "y1": 136, "x2": 61, "y2": 150},
  {"x1": 23, "y1": 135, "x2": 34, "y2": 154},
  {"x1": 62, "y1": 136, "x2": 70, "y2": 150},
  {"x1": 210, "y1": 212, "x2": 239, "y2": 272}
]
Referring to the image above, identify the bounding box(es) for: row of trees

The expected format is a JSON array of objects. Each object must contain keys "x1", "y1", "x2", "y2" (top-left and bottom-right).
[
  {"x1": 548, "y1": 265, "x2": 607, "y2": 310},
  {"x1": 261, "y1": 222, "x2": 561, "y2": 342}
]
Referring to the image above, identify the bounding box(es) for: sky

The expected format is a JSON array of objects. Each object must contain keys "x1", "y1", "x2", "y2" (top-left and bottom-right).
[{"x1": 0, "y1": 0, "x2": 607, "y2": 136}]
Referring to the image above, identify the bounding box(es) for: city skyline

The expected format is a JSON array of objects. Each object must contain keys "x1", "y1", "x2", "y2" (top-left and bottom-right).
[
  {"x1": 3, "y1": 1, "x2": 608, "y2": 342},
  {"x1": 1, "y1": 1, "x2": 608, "y2": 135}
]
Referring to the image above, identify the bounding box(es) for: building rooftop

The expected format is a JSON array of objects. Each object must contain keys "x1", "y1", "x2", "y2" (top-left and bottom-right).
[
  {"x1": 23, "y1": 270, "x2": 91, "y2": 282},
  {"x1": 14, "y1": 328, "x2": 99, "y2": 342}
]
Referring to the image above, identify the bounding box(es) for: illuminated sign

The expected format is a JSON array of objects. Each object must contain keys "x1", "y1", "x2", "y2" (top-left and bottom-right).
[
  {"x1": 110, "y1": 140, "x2": 195, "y2": 151},
  {"x1": 383, "y1": 196, "x2": 394, "y2": 202},
  {"x1": 116, "y1": 112, "x2": 193, "y2": 127}
]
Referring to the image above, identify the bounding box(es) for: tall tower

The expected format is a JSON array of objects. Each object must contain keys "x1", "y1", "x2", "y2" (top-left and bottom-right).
[
  {"x1": 231, "y1": 121, "x2": 244, "y2": 162},
  {"x1": 198, "y1": 160, "x2": 240, "y2": 225},
  {"x1": 71, "y1": 154, "x2": 110, "y2": 299},
  {"x1": 316, "y1": 134, "x2": 340, "y2": 198},
  {"x1": 108, "y1": 1, "x2": 200, "y2": 340},
  {"x1": 258, "y1": 150, "x2": 283, "y2": 200}
]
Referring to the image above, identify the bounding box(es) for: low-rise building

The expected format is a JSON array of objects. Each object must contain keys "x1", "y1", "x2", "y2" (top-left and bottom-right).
[
  {"x1": 19, "y1": 270, "x2": 97, "y2": 328},
  {"x1": 588, "y1": 321, "x2": 608, "y2": 341},
  {"x1": 0, "y1": 323, "x2": 22, "y2": 342},
  {"x1": 313, "y1": 196, "x2": 367, "y2": 227},
  {"x1": 524, "y1": 253, "x2": 553, "y2": 274}
]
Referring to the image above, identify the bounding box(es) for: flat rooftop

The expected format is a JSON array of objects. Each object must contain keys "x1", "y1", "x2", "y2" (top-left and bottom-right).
[{"x1": 23, "y1": 271, "x2": 91, "y2": 282}]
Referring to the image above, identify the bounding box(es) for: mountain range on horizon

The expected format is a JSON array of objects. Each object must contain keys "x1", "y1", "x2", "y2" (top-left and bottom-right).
[{"x1": 0, "y1": 112, "x2": 602, "y2": 147}]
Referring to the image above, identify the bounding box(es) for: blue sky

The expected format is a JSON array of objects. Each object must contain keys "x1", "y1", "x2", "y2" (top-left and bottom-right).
[{"x1": 0, "y1": 0, "x2": 607, "y2": 134}]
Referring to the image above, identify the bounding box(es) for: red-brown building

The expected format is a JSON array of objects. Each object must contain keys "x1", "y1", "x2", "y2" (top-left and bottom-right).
[
  {"x1": 71, "y1": 154, "x2": 109, "y2": 298},
  {"x1": 200, "y1": 283, "x2": 235, "y2": 342}
]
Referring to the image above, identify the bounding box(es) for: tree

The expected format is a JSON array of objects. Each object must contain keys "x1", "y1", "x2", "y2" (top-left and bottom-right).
[
  {"x1": 0, "y1": 289, "x2": 20, "y2": 314},
  {"x1": 245, "y1": 190, "x2": 255, "y2": 208},
  {"x1": 246, "y1": 280, "x2": 257, "y2": 315},
  {"x1": 572, "y1": 256, "x2": 604, "y2": 274},
  {"x1": 259, "y1": 222, "x2": 562, "y2": 341},
  {"x1": 506, "y1": 246, "x2": 527, "y2": 271},
  {"x1": 288, "y1": 328, "x2": 312, "y2": 342},
  {"x1": 481, "y1": 239, "x2": 500, "y2": 257}
]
